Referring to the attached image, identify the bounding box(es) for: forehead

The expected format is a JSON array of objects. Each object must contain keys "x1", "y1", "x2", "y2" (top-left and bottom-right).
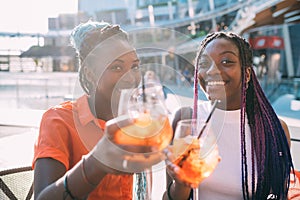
[
  {"x1": 203, "y1": 38, "x2": 239, "y2": 56},
  {"x1": 114, "y1": 51, "x2": 138, "y2": 62},
  {"x1": 84, "y1": 39, "x2": 136, "y2": 64}
]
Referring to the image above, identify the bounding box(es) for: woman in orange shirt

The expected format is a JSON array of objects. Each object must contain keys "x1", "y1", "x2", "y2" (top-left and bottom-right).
[{"x1": 33, "y1": 20, "x2": 157, "y2": 199}]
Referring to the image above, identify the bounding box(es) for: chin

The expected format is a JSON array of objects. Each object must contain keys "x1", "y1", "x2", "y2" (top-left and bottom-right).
[{"x1": 207, "y1": 93, "x2": 226, "y2": 100}]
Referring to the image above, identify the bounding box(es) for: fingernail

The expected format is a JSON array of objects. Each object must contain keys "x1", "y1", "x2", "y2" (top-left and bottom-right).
[
  {"x1": 173, "y1": 165, "x2": 179, "y2": 173},
  {"x1": 163, "y1": 149, "x2": 168, "y2": 154}
]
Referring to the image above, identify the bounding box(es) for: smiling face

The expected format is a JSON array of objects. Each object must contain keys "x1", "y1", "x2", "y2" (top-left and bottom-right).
[
  {"x1": 197, "y1": 38, "x2": 243, "y2": 110},
  {"x1": 94, "y1": 50, "x2": 141, "y2": 119},
  {"x1": 98, "y1": 50, "x2": 140, "y2": 97}
]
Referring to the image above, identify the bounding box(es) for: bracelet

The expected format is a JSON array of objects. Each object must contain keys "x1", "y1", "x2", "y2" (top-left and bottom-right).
[
  {"x1": 81, "y1": 156, "x2": 97, "y2": 188},
  {"x1": 167, "y1": 180, "x2": 175, "y2": 200},
  {"x1": 63, "y1": 174, "x2": 76, "y2": 200}
]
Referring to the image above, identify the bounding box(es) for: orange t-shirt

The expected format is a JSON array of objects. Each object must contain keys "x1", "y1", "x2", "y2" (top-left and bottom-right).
[
  {"x1": 288, "y1": 170, "x2": 300, "y2": 200},
  {"x1": 33, "y1": 95, "x2": 133, "y2": 199}
]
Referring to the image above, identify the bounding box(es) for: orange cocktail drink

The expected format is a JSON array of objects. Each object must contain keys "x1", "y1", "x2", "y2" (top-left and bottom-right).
[
  {"x1": 172, "y1": 137, "x2": 220, "y2": 186},
  {"x1": 111, "y1": 112, "x2": 173, "y2": 153}
]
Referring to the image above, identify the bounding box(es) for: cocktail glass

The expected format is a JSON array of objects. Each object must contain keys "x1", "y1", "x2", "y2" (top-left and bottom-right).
[
  {"x1": 106, "y1": 79, "x2": 173, "y2": 173},
  {"x1": 113, "y1": 80, "x2": 172, "y2": 200},
  {"x1": 114, "y1": 81, "x2": 172, "y2": 153},
  {"x1": 170, "y1": 118, "x2": 220, "y2": 199}
]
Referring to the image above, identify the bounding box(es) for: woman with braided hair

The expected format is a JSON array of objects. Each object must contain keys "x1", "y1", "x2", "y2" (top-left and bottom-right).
[
  {"x1": 32, "y1": 20, "x2": 160, "y2": 199},
  {"x1": 164, "y1": 31, "x2": 294, "y2": 200}
]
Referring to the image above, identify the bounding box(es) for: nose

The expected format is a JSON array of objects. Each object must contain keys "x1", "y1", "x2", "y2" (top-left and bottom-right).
[{"x1": 121, "y1": 69, "x2": 140, "y2": 87}]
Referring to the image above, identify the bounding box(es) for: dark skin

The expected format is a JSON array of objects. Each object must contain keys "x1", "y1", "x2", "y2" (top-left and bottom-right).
[
  {"x1": 162, "y1": 107, "x2": 194, "y2": 200},
  {"x1": 197, "y1": 38, "x2": 250, "y2": 110},
  {"x1": 34, "y1": 51, "x2": 141, "y2": 199},
  {"x1": 163, "y1": 38, "x2": 291, "y2": 200},
  {"x1": 197, "y1": 38, "x2": 290, "y2": 145},
  {"x1": 34, "y1": 156, "x2": 108, "y2": 200},
  {"x1": 93, "y1": 51, "x2": 141, "y2": 120}
]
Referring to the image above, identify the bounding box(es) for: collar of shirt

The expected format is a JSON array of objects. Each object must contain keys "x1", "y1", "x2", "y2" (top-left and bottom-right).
[{"x1": 76, "y1": 95, "x2": 106, "y2": 130}]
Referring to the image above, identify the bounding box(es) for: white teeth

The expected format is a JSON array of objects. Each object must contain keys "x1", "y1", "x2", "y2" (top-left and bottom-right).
[{"x1": 207, "y1": 81, "x2": 225, "y2": 86}]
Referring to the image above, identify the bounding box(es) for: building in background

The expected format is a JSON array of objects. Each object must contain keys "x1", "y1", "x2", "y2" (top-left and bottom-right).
[
  {"x1": 38, "y1": 0, "x2": 244, "y2": 72},
  {"x1": 2, "y1": 0, "x2": 300, "y2": 79}
]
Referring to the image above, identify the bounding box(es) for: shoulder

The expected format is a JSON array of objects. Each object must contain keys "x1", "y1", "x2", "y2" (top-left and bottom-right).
[
  {"x1": 171, "y1": 106, "x2": 193, "y2": 131},
  {"x1": 44, "y1": 100, "x2": 74, "y2": 116},
  {"x1": 173, "y1": 106, "x2": 193, "y2": 119},
  {"x1": 41, "y1": 100, "x2": 75, "y2": 126},
  {"x1": 279, "y1": 118, "x2": 291, "y2": 148}
]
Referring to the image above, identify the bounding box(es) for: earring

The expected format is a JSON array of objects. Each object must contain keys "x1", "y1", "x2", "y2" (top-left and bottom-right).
[{"x1": 245, "y1": 80, "x2": 249, "y2": 90}]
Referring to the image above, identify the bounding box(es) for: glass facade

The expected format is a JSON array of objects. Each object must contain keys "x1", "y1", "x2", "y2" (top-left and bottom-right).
[{"x1": 290, "y1": 24, "x2": 300, "y2": 77}]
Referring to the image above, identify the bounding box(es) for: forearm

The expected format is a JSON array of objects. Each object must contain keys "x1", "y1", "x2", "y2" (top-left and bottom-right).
[{"x1": 36, "y1": 155, "x2": 107, "y2": 199}]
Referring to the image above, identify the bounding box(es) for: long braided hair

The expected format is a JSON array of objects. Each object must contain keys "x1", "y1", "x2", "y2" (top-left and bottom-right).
[
  {"x1": 70, "y1": 20, "x2": 129, "y2": 95},
  {"x1": 193, "y1": 31, "x2": 294, "y2": 199}
]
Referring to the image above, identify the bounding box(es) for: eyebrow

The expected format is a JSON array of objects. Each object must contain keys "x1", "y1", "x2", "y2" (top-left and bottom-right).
[
  {"x1": 114, "y1": 58, "x2": 140, "y2": 63},
  {"x1": 220, "y1": 50, "x2": 238, "y2": 56},
  {"x1": 202, "y1": 50, "x2": 238, "y2": 57}
]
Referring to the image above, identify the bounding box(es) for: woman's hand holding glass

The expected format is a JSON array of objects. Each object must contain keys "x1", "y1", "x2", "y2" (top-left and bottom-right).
[
  {"x1": 91, "y1": 78, "x2": 173, "y2": 173},
  {"x1": 90, "y1": 115, "x2": 167, "y2": 173},
  {"x1": 166, "y1": 118, "x2": 221, "y2": 199}
]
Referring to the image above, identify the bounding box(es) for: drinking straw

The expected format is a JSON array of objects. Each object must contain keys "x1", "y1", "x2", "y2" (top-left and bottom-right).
[
  {"x1": 141, "y1": 72, "x2": 146, "y2": 103},
  {"x1": 197, "y1": 100, "x2": 219, "y2": 139}
]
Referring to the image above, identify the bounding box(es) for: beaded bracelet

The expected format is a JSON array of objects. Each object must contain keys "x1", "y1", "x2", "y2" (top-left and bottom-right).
[
  {"x1": 81, "y1": 156, "x2": 97, "y2": 188},
  {"x1": 167, "y1": 180, "x2": 175, "y2": 200},
  {"x1": 63, "y1": 174, "x2": 76, "y2": 200}
]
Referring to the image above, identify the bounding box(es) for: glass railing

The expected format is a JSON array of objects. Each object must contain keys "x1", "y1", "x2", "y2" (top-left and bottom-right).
[{"x1": 0, "y1": 72, "x2": 78, "y2": 110}]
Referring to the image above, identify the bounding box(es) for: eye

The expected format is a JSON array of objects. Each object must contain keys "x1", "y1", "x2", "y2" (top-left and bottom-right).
[
  {"x1": 131, "y1": 64, "x2": 140, "y2": 71},
  {"x1": 198, "y1": 60, "x2": 210, "y2": 69},
  {"x1": 110, "y1": 65, "x2": 123, "y2": 72},
  {"x1": 221, "y1": 59, "x2": 234, "y2": 65}
]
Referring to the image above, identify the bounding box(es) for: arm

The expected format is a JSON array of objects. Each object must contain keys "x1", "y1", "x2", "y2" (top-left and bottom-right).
[
  {"x1": 34, "y1": 114, "x2": 163, "y2": 199},
  {"x1": 33, "y1": 109, "x2": 109, "y2": 199},
  {"x1": 171, "y1": 106, "x2": 193, "y2": 132},
  {"x1": 34, "y1": 154, "x2": 108, "y2": 200},
  {"x1": 279, "y1": 118, "x2": 291, "y2": 148},
  {"x1": 162, "y1": 164, "x2": 191, "y2": 200},
  {"x1": 162, "y1": 106, "x2": 193, "y2": 200},
  {"x1": 34, "y1": 158, "x2": 66, "y2": 199}
]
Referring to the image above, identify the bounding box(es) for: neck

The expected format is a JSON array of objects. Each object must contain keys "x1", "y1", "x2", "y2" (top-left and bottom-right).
[
  {"x1": 87, "y1": 96, "x2": 113, "y2": 121},
  {"x1": 215, "y1": 100, "x2": 241, "y2": 111}
]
